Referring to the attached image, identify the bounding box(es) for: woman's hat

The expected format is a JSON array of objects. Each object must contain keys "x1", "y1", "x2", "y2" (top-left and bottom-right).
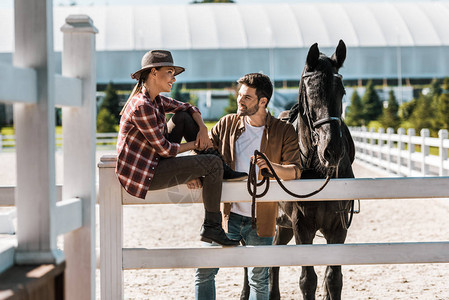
[{"x1": 130, "y1": 50, "x2": 185, "y2": 80}]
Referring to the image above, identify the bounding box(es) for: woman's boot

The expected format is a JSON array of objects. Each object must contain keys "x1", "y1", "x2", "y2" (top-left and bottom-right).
[
  {"x1": 200, "y1": 211, "x2": 240, "y2": 246},
  {"x1": 198, "y1": 149, "x2": 248, "y2": 181}
]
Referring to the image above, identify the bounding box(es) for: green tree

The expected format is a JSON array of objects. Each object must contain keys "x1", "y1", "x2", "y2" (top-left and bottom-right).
[
  {"x1": 345, "y1": 89, "x2": 364, "y2": 126},
  {"x1": 436, "y1": 93, "x2": 449, "y2": 130},
  {"x1": 443, "y1": 77, "x2": 449, "y2": 91},
  {"x1": 436, "y1": 77, "x2": 449, "y2": 129},
  {"x1": 409, "y1": 93, "x2": 435, "y2": 133},
  {"x1": 171, "y1": 84, "x2": 190, "y2": 103},
  {"x1": 0, "y1": 104, "x2": 6, "y2": 128},
  {"x1": 428, "y1": 78, "x2": 442, "y2": 99},
  {"x1": 101, "y1": 82, "x2": 121, "y2": 122},
  {"x1": 171, "y1": 83, "x2": 182, "y2": 101},
  {"x1": 224, "y1": 93, "x2": 237, "y2": 115},
  {"x1": 381, "y1": 90, "x2": 400, "y2": 129},
  {"x1": 399, "y1": 98, "x2": 416, "y2": 121},
  {"x1": 361, "y1": 80, "x2": 383, "y2": 123},
  {"x1": 97, "y1": 108, "x2": 117, "y2": 133},
  {"x1": 189, "y1": 94, "x2": 199, "y2": 107}
]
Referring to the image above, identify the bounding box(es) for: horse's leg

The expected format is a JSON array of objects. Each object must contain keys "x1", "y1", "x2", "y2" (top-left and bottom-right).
[
  {"x1": 239, "y1": 239, "x2": 251, "y2": 300},
  {"x1": 269, "y1": 226, "x2": 294, "y2": 300},
  {"x1": 323, "y1": 264, "x2": 342, "y2": 300},
  {"x1": 240, "y1": 267, "x2": 250, "y2": 300},
  {"x1": 292, "y1": 209, "x2": 318, "y2": 300},
  {"x1": 321, "y1": 204, "x2": 348, "y2": 300}
]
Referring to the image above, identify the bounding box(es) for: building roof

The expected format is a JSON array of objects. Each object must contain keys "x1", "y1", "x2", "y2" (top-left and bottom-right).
[
  {"x1": 1, "y1": 2, "x2": 448, "y2": 52},
  {"x1": 50, "y1": 2, "x2": 449, "y2": 51},
  {"x1": 1, "y1": 2, "x2": 449, "y2": 82}
]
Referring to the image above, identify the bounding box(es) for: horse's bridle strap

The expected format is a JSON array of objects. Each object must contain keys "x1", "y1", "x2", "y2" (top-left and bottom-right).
[
  {"x1": 313, "y1": 116, "x2": 341, "y2": 128},
  {"x1": 303, "y1": 71, "x2": 343, "y2": 80}
]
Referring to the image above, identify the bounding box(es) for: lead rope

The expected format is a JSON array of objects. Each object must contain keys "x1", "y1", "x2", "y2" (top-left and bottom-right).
[{"x1": 247, "y1": 150, "x2": 332, "y2": 229}]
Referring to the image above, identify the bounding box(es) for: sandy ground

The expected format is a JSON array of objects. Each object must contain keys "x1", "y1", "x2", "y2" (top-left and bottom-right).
[{"x1": 1, "y1": 149, "x2": 449, "y2": 299}]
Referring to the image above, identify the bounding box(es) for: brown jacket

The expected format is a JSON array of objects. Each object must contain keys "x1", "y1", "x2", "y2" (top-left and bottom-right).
[{"x1": 210, "y1": 113, "x2": 301, "y2": 237}]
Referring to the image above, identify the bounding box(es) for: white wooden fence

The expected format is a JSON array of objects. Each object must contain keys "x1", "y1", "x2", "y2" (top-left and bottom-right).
[
  {"x1": 0, "y1": 1, "x2": 97, "y2": 299},
  {"x1": 350, "y1": 127, "x2": 449, "y2": 177},
  {"x1": 99, "y1": 155, "x2": 449, "y2": 300}
]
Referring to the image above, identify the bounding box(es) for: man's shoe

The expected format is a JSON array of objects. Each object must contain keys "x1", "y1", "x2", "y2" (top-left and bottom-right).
[{"x1": 200, "y1": 211, "x2": 240, "y2": 246}]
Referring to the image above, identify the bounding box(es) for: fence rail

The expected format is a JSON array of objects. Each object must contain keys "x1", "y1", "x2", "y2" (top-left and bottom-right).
[
  {"x1": 0, "y1": 132, "x2": 118, "y2": 151},
  {"x1": 349, "y1": 127, "x2": 449, "y2": 177}
]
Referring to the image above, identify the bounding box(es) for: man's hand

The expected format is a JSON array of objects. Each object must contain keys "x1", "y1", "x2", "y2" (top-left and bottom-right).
[
  {"x1": 251, "y1": 153, "x2": 298, "y2": 180},
  {"x1": 186, "y1": 178, "x2": 203, "y2": 189},
  {"x1": 253, "y1": 154, "x2": 269, "y2": 170},
  {"x1": 195, "y1": 127, "x2": 213, "y2": 151}
]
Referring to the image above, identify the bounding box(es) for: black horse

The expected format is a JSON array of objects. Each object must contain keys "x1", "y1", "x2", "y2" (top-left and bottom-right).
[
  {"x1": 241, "y1": 40, "x2": 355, "y2": 300},
  {"x1": 271, "y1": 40, "x2": 355, "y2": 300}
]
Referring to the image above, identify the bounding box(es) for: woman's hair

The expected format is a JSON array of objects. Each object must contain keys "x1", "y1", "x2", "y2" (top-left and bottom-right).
[{"x1": 120, "y1": 67, "x2": 160, "y2": 115}]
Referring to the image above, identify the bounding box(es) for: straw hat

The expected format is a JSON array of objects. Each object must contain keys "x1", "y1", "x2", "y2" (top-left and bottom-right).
[{"x1": 130, "y1": 50, "x2": 185, "y2": 80}]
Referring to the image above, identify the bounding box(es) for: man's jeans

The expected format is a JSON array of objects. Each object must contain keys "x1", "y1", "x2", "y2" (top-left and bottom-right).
[{"x1": 195, "y1": 212, "x2": 274, "y2": 300}]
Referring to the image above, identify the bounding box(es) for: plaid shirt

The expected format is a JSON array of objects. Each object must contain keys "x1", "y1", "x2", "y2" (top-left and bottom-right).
[{"x1": 116, "y1": 87, "x2": 200, "y2": 199}]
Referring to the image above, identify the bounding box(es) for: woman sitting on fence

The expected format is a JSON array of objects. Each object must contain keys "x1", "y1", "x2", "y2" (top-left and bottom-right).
[{"x1": 116, "y1": 50, "x2": 245, "y2": 246}]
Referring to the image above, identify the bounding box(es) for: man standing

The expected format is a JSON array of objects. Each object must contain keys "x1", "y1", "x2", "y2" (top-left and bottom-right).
[{"x1": 192, "y1": 73, "x2": 301, "y2": 300}]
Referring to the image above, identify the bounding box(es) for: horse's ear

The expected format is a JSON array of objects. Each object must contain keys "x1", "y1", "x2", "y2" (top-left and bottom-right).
[
  {"x1": 331, "y1": 40, "x2": 346, "y2": 69},
  {"x1": 306, "y1": 43, "x2": 319, "y2": 71}
]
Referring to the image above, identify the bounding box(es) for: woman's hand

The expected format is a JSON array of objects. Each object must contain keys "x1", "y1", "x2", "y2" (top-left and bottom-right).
[
  {"x1": 186, "y1": 178, "x2": 203, "y2": 189},
  {"x1": 195, "y1": 126, "x2": 213, "y2": 151}
]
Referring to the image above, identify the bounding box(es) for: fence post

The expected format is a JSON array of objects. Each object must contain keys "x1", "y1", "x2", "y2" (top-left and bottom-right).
[
  {"x1": 439, "y1": 129, "x2": 448, "y2": 176},
  {"x1": 361, "y1": 126, "x2": 367, "y2": 156},
  {"x1": 397, "y1": 128, "x2": 405, "y2": 176},
  {"x1": 420, "y1": 128, "x2": 429, "y2": 176},
  {"x1": 386, "y1": 128, "x2": 394, "y2": 173},
  {"x1": 13, "y1": 0, "x2": 61, "y2": 264},
  {"x1": 99, "y1": 156, "x2": 124, "y2": 300},
  {"x1": 61, "y1": 15, "x2": 98, "y2": 300},
  {"x1": 378, "y1": 128, "x2": 384, "y2": 167},
  {"x1": 370, "y1": 127, "x2": 376, "y2": 163},
  {"x1": 407, "y1": 128, "x2": 415, "y2": 176}
]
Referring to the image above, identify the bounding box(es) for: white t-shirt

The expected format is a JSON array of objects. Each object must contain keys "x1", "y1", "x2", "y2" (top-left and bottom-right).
[{"x1": 231, "y1": 117, "x2": 265, "y2": 217}]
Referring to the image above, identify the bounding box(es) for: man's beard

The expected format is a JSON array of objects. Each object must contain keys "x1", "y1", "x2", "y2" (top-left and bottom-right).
[{"x1": 238, "y1": 101, "x2": 259, "y2": 116}]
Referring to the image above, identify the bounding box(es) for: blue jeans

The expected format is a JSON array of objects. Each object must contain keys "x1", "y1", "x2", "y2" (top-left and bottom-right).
[{"x1": 195, "y1": 212, "x2": 274, "y2": 300}]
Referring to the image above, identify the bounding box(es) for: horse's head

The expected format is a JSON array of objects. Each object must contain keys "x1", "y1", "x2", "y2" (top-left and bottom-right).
[{"x1": 300, "y1": 40, "x2": 346, "y2": 170}]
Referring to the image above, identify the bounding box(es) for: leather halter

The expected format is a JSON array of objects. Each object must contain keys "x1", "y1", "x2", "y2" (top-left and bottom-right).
[{"x1": 301, "y1": 71, "x2": 344, "y2": 146}]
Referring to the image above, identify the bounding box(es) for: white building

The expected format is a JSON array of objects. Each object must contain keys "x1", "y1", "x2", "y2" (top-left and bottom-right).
[{"x1": 0, "y1": 2, "x2": 449, "y2": 85}]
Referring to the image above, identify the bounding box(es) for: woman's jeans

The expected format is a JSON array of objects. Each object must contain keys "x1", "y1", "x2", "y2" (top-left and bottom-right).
[
  {"x1": 195, "y1": 213, "x2": 274, "y2": 300},
  {"x1": 147, "y1": 111, "x2": 223, "y2": 212}
]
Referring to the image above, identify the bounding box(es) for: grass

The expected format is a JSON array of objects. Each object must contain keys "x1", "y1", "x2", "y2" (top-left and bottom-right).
[
  {"x1": 204, "y1": 121, "x2": 217, "y2": 131},
  {"x1": 0, "y1": 127, "x2": 14, "y2": 136}
]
